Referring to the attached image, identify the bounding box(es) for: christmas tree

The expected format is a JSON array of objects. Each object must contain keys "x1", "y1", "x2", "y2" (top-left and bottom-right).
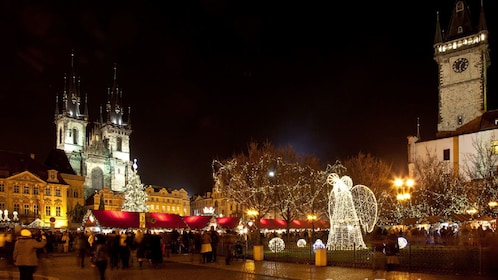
[{"x1": 122, "y1": 159, "x2": 150, "y2": 212}]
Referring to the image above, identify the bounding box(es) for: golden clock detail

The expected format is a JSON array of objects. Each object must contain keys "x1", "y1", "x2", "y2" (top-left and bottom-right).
[{"x1": 452, "y1": 57, "x2": 469, "y2": 73}]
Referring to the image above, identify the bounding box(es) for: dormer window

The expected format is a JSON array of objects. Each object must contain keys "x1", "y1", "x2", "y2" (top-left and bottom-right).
[{"x1": 458, "y1": 115, "x2": 463, "y2": 125}]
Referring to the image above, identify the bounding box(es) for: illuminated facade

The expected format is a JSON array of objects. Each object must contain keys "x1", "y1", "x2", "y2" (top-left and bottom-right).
[
  {"x1": 190, "y1": 188, "x2": 240, "y2": 217},
  {"x1": 0, "y1": 151, "x2": 85, "y2": 229},
  {"x1": 408, "y1": 1, "x2": 494, "y2": 180},
  {"x1": 54, "y1": 51, "x2": 132, "y2": 198},
  {"x1": 90, "y1": 185, "x2": 190, "y2": 216},
  {"x1": 145, "y1": 186, "x2": 190, "y2": 216}
]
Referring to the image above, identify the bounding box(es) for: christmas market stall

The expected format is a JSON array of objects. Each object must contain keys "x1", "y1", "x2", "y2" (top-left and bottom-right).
[
  {"x1": 82, "y1": 209, "x2": 140, "y2": 232},
  {"x1": 183, "y1": 215, "x2": 213, "y2": 231},
  {"x1": 146, "y1": 212, "x2": 188, "y2": 230},
  {"x1": 216, "y1": 217, "x2": 240, "y2": 230}
]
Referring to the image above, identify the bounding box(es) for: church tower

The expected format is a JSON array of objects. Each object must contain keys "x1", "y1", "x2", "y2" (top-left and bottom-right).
[
  {"x1": 434, "y1": 0, "x2": 490, "y2": 136},
  {"x1": 54, "y1": 50, "x2": 89, "y2": 175},
  {"x1": 55, "y1": 52, "x2": 132, "y2": 198}
]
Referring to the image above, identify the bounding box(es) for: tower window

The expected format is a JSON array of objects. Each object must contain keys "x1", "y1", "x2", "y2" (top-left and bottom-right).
[
  {"x1": 73, "y1": 128, "x2": 78, "y2": 144},
  {"x1": 456, "y1": 1, "x2": 464, "y2": 12},
  {"x1": 117, "y1": 137, "x2": 122, "y2": 152},
  {"x1": 443, "y1": 149, "x2": 450, "y2": 161},
  {"x1": 458, "y1": 26, "x2": 463, "y2": 34}
]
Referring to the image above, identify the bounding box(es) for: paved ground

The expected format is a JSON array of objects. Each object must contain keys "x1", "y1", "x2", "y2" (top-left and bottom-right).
[{"x1": 0, "y1": 252, "x2": 496, "y2": 280}]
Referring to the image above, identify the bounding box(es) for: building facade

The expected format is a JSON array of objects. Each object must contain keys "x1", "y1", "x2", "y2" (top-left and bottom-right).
[
  {"x1": 408, "y1": 1, "x2": 494, "y2": 181},
  {"x1": 54, "y1": 51, "x2": 132, "y2": 198},
  {"x1": 0, "y1": 151, "x2": 85, "y2": 229}
]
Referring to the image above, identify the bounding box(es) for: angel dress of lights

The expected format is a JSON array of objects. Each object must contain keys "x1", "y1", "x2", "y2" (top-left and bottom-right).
[{"x1": 326, "y1": 173, "x2": 377, "y2": 250}]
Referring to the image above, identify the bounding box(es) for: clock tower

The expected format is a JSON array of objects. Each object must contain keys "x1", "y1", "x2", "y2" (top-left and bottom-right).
[{"x1": 434, "y1": 0, "x2": 490, "y2": 136}]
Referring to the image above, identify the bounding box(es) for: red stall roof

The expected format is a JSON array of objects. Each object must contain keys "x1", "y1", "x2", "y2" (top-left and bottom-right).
[
  {"x1": 183, "y1": 216, "x2": 212, "y2": 230},
  {"x1": 216, "y1": 217, "x2": 240, "y2": 229},
  {"x1": 147, "y1": 213, "x2": 188, "y2": 229},
  {"x1": 85, "y1": 210, "x2": 140, "y2": 229},
  {"x1": 259, "y1": 218, "x2": 329, "y2": 230}
]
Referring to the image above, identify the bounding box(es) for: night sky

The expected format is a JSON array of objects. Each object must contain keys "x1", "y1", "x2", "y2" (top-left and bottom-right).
[{"x1": 1, "y1": 0, "x2": 497, "y2": 196}]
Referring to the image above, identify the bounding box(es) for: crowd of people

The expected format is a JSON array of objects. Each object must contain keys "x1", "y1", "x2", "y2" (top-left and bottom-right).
[{"x1": 0, "y1": 225, "x2": 245, "y2": 280}]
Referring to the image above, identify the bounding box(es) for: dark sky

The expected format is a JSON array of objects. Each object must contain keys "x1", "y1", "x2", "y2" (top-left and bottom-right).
[{"x1": 1, "y1": 0, "x2": 497, "y2": 196}]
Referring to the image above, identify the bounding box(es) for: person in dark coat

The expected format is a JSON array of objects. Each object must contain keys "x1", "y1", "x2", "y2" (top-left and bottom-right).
[
  {"x1": 75, "y1": 232, "x2": 90, "y2": 268},
  {"x1": 93, "y1": 234, "x2": 109, "y2": 280},
  {"x1": 13, "y1": 229, "x2": 47, "y2": 280}
]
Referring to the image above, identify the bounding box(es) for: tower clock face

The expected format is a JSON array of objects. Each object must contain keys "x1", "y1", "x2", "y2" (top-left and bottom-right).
[{"x1": 452, "y1": 57, "x2": 469, "y2": 73}]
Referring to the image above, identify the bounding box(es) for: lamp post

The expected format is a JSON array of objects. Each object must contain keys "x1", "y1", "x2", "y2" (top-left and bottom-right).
[
  {"x1": 307, "y1": 214, "x2": 317, "y2": 241},
  {"x1": 394, "y1": 178, "x2": 414, "y2": 233}
]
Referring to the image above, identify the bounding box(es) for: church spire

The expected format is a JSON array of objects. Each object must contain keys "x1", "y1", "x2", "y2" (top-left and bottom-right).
[
  {"x1": 434, "y1": 11, "x2": 443, "y2": 45},
  {"x1": 445, "y1": 0, "x2": 474, "y2": 41},
  {"x1": 478, "y1": 0, "x2": 487, "y2": 32}
]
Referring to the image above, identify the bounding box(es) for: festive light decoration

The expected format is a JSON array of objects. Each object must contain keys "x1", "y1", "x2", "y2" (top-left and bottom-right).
[
  {"x1": 312, "y1": 239, "x2": 326, "y2": 252},
  {"x1": 268, "y1": 237, "x2": 285, "y2": 252},
  {"x1": 122, "y1": 159, "x2": 150, "y2": 212},
  {"x1": 398, "y1": 237, "x2": 408, "y2": 249},
  {"x1": 326, "y1": 173, "x2": 377, "y2": 250},
  {"x1": 296, "y1": 239, "x2": 307, "y2": 248}
]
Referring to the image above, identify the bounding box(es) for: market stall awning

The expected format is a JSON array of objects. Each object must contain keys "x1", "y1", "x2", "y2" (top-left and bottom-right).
[
  {"x1": 84, "y1": 210, "x2": 140, "y2": 229},
  {"x1": 216, "y1": 217, "x2": 240, "y2": 229},
  {"x1": 259, "y1": 219, "x2": 329, "y2": 230},
  {"x1": 183, "y1": 215, "x2": 213, "y2": 230},
  {"x1": 146, "y1": 213, "x2": 187, "y2": 229}
]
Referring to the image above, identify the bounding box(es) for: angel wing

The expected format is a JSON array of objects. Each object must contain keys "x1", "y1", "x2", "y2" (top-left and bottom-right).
[
  {"x1": 351, "y1": 184, "x2": 378, "y2": 233},
  {"x1": 326, "y1": 174, "x2": 339, "y2": 219}
]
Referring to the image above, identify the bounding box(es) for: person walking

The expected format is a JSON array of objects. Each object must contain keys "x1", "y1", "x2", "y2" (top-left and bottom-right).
[
  {"x1": 200, "y1": 230, "x2": 212, "y2": 263},
  {"x1": 209, "y1": 226, "x2": 219, "y2": 262},
  {"x1": 223, "y1": 230, "x2": 237, "y2": 265},
  {"x1": 93, "y1": 234, "x2": 109, "y2": 280},
  {"x1": 75, "y1": 231, "x2": 90, "y2": 268},
  {"x1": 13, "y1": 229, "x2": 47, "y2": 280}
]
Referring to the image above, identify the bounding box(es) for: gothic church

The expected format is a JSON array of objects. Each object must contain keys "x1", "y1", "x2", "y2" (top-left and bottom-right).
[{"x1": 54, "y1": 51, "x2": 132, "y2": 198}]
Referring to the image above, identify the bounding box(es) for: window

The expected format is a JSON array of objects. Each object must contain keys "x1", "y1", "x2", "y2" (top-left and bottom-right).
[
  {"x1": 23, "y1": 185, "x2": 30, "y2": 194},
  {"x1": 73, "y1": 128, "x2": 78, "y2": 144},
  {"x1": 0, "y1": 183, "x2": 4, "y2": 192},
  {"x1": 33, "y1": 186, "x2": 39, "y2": 195},
  {"x1": 492, "y1": 141, "x2": 498, "y2": 155},
  {"x1": 13, "y1": 204, "x2": 20, "y2": 213},
  {"x1": 56, "y1": 206, "x2": 61, "y2": 216},
  {"x1": 45, "y1": 206, "x2": 51, "y2": 216},
  {"x1": 456, "y1": 1, "x2": 464, "y2": 12},
  {"x1": 45, "y1": 188, "x2": 51, "y2": 196},
  {"x1": 458, "y1": 115, "x2": 463, "y2": 125},
  {"x1": 117, "y1": 137, "x2": 122, "y2": 152},
  {"x1": 33, "y1": 205, "x2": 39, "y2": 215},
  {"x1": 443, "y1": 149, "x2": 450, "y2": 161},
  {"x1": 13, "y1": 185, "x2": 19, "y2": 193},
  {"x1": 24, "y1": 204, "x2": 30, "y2": 215},
  {"x1": 0, "y1": 203, "x2": 4, "y2": 209},
  {"x1": 73, "y1": 191, "x2": 78, "y2": 198},
  {"x1": 55, "y1": 189, "x2": 61, "y2": 196}
]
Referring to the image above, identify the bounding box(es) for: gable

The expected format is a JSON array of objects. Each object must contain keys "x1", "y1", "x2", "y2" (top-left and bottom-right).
[{"x1": 8, "y1": 170, "x2": 46, "y2": 185}]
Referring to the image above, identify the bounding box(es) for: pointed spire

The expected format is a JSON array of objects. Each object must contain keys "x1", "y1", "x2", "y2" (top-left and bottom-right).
[
  {"x1": 99, "y1": 105, "x2": 103, "y2": 124},
  {"x1": 54, "y1": 94, "x2": 59, "y2": 116},
  {"x1": 84, "y1": 93, "x2": 89, "y2": 120},
  {"x1": 434, "y1": 11, "x2": 443, "y2": 44},
  {"x1": 446, "y1": 0, "x2": 474, "y2": 41},
  {"x1": 127, "y1": 106, "x2": 132, "y2": 128},
  {"x1": 416, "y1": 117, "x2": 420, "y2": 139},
  {"x1": 478, "y1": 0, "x2": 487, "y2": 31}
]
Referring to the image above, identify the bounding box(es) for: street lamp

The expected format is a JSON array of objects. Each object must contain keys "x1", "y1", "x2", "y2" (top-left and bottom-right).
[
  {"x1": 307, "y1": 214, "x2": 317, "y2": 241},
  {"x1": 394, "y1": 178, "x2": 415, "y2": 232}
]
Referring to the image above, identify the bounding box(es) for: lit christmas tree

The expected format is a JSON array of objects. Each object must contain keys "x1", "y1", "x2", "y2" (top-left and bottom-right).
[{"x1": 122, "y1": 159, "x2": 150, "y2": 212}]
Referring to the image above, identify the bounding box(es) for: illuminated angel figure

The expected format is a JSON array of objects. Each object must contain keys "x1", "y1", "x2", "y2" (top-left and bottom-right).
[{"x1": 326, "y1": 173, "x2": 377, "y2": 250}]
